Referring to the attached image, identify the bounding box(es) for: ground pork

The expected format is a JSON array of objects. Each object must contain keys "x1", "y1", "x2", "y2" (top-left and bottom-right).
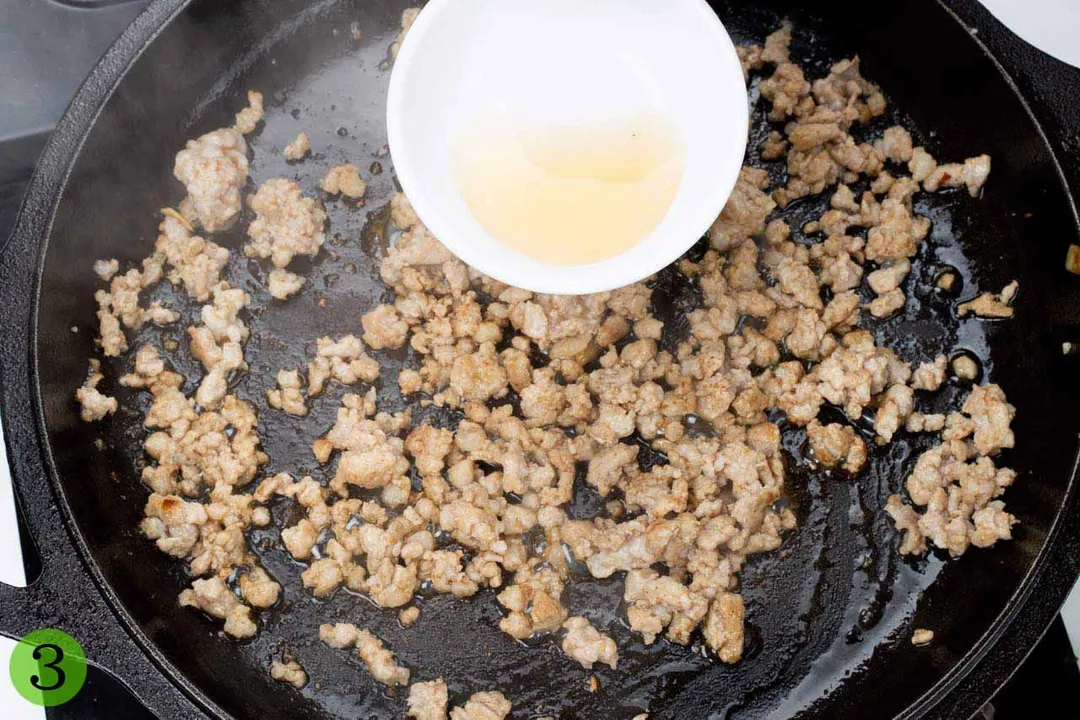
[
  {"x1": 702, "y1": 592, "x2": 746, "y2": 664},
  {"x1": 267, "y1": 369, "x2": 308, "y2": 416},
  {"x1": 623, "y1": 569, "x2": 710, "y2": 646},
  {"x1": 903, "y1": 357, "x2": 941, "y2": 393},
  {"x1": 93, "y1": 257, "x2": 168, "y2": 356},
  {"x1": 246, "y1": 178, "x2": 327, "y2": 269},
  {"x1": 94, "y1": 258, "x2": 120, "y2": 281},
  {"x1": 497, "y1": 561, "x2": 568, "y2": 638},
  {"x1": 922, "y1": 153, "x2": 992, "y2": 197},
  {"x1": 952, "y1": 354, "x2": 980, "y2": 381},
  {"x1": 319, "y1": 622, "x2": 359, "y2": 649},
  {"x1": 118, "y1": 343, "x2": 166, "y2": 389},
  {"x1": 362, "y1": 304, "x2": 409, "y2": 350},
  {"x1": 814, "y1": 332, "x2": 911, "y2": 420},
  {"x1": 907, "y1": 147, "x2": 935, "y2": 183},
  {"x1": 737, "y1": 43, "x2": 763, "y2": 80},
  {"x1": 408, "y1": 679, "x2": 449, "y2": 720},
  {"x1": 188, "y1": 283, "x2": 250, "y2": 409},
  {"x1": 270, "y1": 660, "x2": 307, "y2": 688},
  {"x1": 560, "y1": 616, "x2": 618, "y2": 670},
  {"x1": 759, "y1": 62, "x2": 810, "y2": 122},
  {"x1": 75, "y1": 359, "x2": 117, "y2": 422},
  {"x1": 806, "y1": 420, "x2": 867, "y2": 473},
  {"x1": 764, "y1": 56, "x2": 886, "y2": 207},
  {"x1": 307, "y1": 335, "x2": 380, "y2": 396},
  {"x1": 760, "y1": 130, "x2": 789, "y2": 160},
  {"x1": 887, "y1": 406, "x2": 1018, "y2": 558},
  {"x1": 173, "y1": 124, "x2": 249, "y2": 233},
  {"x1": 267, "y1": 269, "x2": 305, "y2": 299},
  {"x1": 323, "y1": 397, "x2": 409, "y2": 496},
  {"x1": 708, "y1": 167, "x2": 776, "y2": 249},
  {"x1": 234, "y1": 90, "x2": 264, "y2": 135},
  {"x1": 284, "y1": 131, "x2": 311, "y2": 161},
  {"x1": 884, "y1": 494, "x2": 927, "y2": 555},
  {"x1": 178, "y1": 577, "x2": 257, "y2": 638},
  {"x1": 912, "y1": 628, "x2": 935, "y2": 645},
  {"x1": 141, "y1": 482, "x2": 277, "y2": 616},
  {"x1": 867, "y1": 258, "x2": 910, "y2": 293},
  {"x1": 761, "y1": 20, "x2": 792, "y2": 64},
  {"x1": 145, "y1": 300, "x2": 178, "y2": 322},
  {"x1": 321, "y1": 163, "x2": 367, "y2": 199},
  {"x1": 155, "y1": 213, "x2": 231, "y2": 302},
  {"x1": 318, "y1": 623, "x2": 410, "y2": 686},
  {"x1": 138, "y1": 386, "x2": 267, "y2": 496},
  {"x1": 355, "y1": 629, "x2": 410, "y2": 686},
  {"x1": 962, "y1": 383, "x2": 1015, "y2": 456},
  {"x1": 958, "y1": 280, "x2": 1018, "y2": 319},
  {"x1": 302, "y1": 558, "x2": 345, "y2": 597},
  {"x1": 874, "y1": 126, "x2": 914, "y2": 164},
  {"x1": 239, "y1": 566, "x2": 281, "y2": 608},
  {"x1": 906, "y1": 412, "x2": 946, "y2": 434},
  {"x1": 449, "y1": 692, "x2": 512, "y2": 720}
]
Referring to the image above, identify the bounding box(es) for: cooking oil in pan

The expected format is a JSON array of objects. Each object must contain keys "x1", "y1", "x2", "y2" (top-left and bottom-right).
[{"x1": 452, "y1": 115, "x2": 685, "y2": 265}]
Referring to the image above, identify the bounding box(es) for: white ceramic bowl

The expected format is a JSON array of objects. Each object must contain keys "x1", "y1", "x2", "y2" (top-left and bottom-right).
[{"x1": 387, "y1": 0, "x2": 748, "y2": 295}]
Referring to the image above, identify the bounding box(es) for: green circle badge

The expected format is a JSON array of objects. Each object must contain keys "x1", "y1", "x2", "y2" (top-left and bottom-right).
[{"x1": 9, "y1": 629, "x2": 87, "y2": 707}]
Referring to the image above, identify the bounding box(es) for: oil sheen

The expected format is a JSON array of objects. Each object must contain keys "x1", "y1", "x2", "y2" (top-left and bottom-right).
[{"x1": 452, "y1": 116, "x2": 684, "y2": 266}]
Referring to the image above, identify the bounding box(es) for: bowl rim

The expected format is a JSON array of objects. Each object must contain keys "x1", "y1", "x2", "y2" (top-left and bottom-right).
[{"x1": 386, "y1": 0, "x2": 750, "y2": 294}]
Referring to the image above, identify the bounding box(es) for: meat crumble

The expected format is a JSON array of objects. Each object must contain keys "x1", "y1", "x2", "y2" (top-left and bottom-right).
[
  {"x1": 450, "y1": 691, "x2": 512, "y2": 720},
  {"x1": 321, "y1": 163, "x2": 368, "y2": 200},
  {"x1": 952, "y1": 354, "x2": 980, "y2": 381},
  {"x1": 267, "y1": 268, "x2": 305, "y2": 300},
  {"x1": 76, "y1": 359, "x2": 117, "y2": 422},
  {"x1": 284, "y1": 131, "x2": 311, "y2": 161},
  {"x1": 408, "y1": 679, "x2": 449, "y2": 720},
  {"x1": 958, "y1": 280, "x2": 1019, "y2": 319},
  {"x1": 173, "y1": 127, "x2": 249, "y2": 233},
  {"x1": 270, "y1": 659, "x2": 308, "y2": 688},
  {"x1": 561, "y1": 616, "x2": 619, "y2": 670},
  {"x1": 234, "y1": 90, "x2": 265, "y2": 135},
  {"x1": 911, "y1": 628, "x2": 935, "y2": 646},
  {"x1": 246, "y1": 177, "x2": 327, "y2": 271},
  {"x1": 75, "y1": 18, "x2": 1025, "y2": 716},
  {"x1": 318, "y1": 623, "x2": 410, "y2": 687}
]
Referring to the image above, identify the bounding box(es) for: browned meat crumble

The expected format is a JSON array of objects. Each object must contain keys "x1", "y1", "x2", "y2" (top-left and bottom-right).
[
  {"x1": 270, "y1": 659, "x2": 308, "y2": 689},
  {"x1": 284, "y1": 131, "x2": 311, "y2": 161},
  {"x1": 321, "y1": 163, "x2": 368, "y2": 200},
  {"x1": 76, "y1": 359, "x2": 117, "y2": 422},
  {"x1": 911, "y1": 628, "x2": 935, "y2": 646}
]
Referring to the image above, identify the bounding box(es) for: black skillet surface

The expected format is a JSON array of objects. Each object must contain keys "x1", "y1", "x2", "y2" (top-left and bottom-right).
[{"x1": 1, "y1": 0, "x2": 1080, "y2": 718}]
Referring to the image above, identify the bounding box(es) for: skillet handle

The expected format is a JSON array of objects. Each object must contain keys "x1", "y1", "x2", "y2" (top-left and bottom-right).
[
  {"x1": 0, "y1": 415, "x2": 207, "y2": 719},
  {"x1": 0, "y1": 150, "x2": 209, "y2": 720}
]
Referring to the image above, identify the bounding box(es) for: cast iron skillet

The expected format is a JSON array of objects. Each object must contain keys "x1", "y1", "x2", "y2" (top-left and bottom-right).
[{"x1": 2, "y1": 0, "x2": 1080, "y2": 718}]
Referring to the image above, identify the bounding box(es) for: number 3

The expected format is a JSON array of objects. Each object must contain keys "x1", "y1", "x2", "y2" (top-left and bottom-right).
[{"x1": 30, "y1": 643, "x2": 66, "y2": 692}]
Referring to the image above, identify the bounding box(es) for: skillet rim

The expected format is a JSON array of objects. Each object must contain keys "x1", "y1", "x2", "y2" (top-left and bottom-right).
[{"x1": 887, "y1": 8, "x2": 1080, "y2": 718}]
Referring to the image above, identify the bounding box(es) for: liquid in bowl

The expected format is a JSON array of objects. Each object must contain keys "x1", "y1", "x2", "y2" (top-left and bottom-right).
[{"x1": 452, "y1": 115, "x2": 685, "y2": 266}]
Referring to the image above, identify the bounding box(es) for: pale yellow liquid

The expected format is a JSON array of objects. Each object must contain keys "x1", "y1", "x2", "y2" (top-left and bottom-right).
[{"x1": 452, "y1": 116, "x2": 685, "y2": 266}]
